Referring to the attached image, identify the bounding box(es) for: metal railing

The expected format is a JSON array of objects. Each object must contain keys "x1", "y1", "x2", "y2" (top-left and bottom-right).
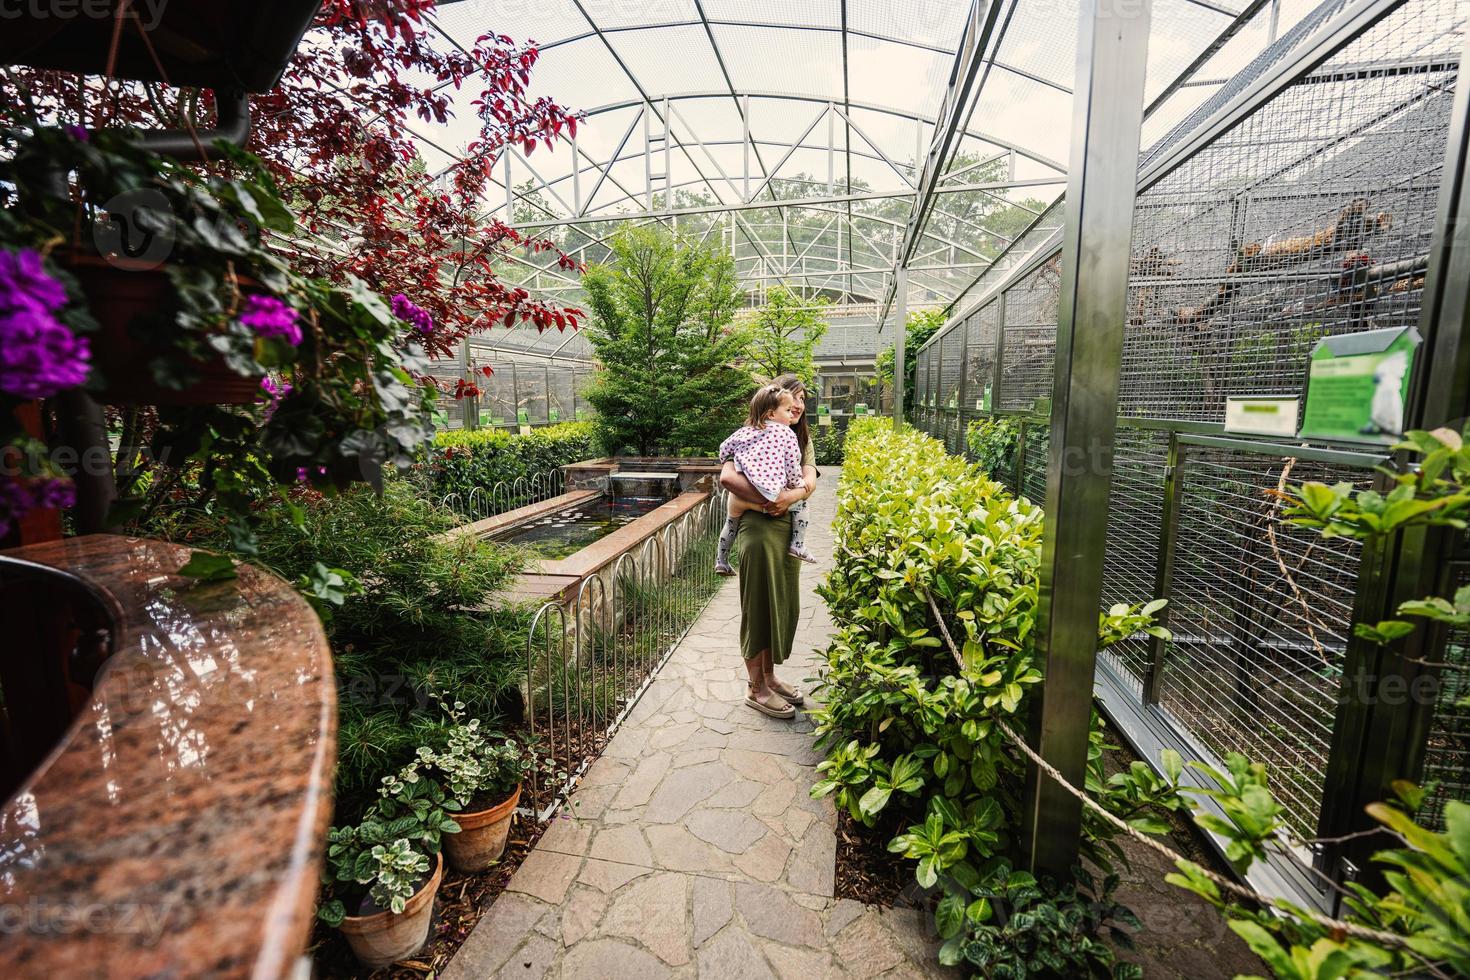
[
  {"x1": 439, "y1": 468, "x2": 567, "y2": 524},
  {"x1": 520, "y1": 489, "x2": 726, "y2": 819}
]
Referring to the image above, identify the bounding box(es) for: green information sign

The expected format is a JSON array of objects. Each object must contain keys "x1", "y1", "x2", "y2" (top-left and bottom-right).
[
  {"x1": 1299, "y1": 326, "x2": 1420, "y2": 444},
  {"x1": 854, "y1": 403, "x2": 868, "y2": 416},
  {"x1": 575, "y1": 408, "x2": 587, "y2": 420},
  {"x1": 980, "y1": 383, "x2": 992, "y2": 412},
  {"x1": 549, "y1": 407, "x2": 560, "y2": 422},
  {"x1": 517, "y1": 408, "x2": 530, "y2": 424},
  {"x1": 817, "y1": 404, "x2": 830, "y2": 416}
]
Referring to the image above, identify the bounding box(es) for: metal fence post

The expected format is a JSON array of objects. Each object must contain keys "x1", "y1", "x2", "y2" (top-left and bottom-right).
[
  {"x1": 1141, "y1": 432, "x2": 1183, "y2": 706},
  {"x1": 1013, "y1": 417, "x2": 1027, "y2": 495},
  {"x1": 1022, "y1": 0, "x2": 1154, "y2": 878},
  {"x1": 992, "y1": 295, "x2": 1007, "y2": 412},
  {"x1": 957, "y1": 318, "x2": 970, "y2": 449},
  {"x1": 893, "y1": 266, "x2": 908, "y2": 424}
]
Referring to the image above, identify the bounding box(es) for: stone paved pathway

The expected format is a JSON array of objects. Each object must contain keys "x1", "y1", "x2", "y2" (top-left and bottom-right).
[{"x1": 443, "y1": 470, "x2": 953, "y2": 980}]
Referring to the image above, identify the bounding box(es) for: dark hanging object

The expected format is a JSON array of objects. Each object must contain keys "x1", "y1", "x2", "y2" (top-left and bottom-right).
[{"x1": 0, "y1": 0, "x2": 322, "y2": 93}]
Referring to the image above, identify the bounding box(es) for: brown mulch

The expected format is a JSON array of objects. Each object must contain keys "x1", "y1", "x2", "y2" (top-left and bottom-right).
[
  {"x1": 308, "y1": 817, "x2": 548, "y2": 979},
  {"x1": 834, "y1": 810, "x2": 919, "y2": 909}
]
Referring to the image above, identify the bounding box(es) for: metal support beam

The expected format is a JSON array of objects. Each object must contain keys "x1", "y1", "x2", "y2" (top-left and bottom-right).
[
  {"x1": 892, "y1": 266, "x2": 908, "y2": 422},
  {"x1": 1022, "y1": 0, "x2": 1153, "y2": 879}
]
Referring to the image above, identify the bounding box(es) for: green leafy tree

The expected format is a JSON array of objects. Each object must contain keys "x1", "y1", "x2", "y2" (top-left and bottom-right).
[
  {"x1": 743, "y1": 285, "x2": 828, "y2": 385},
  {"x1": 876, "y1": 307, "x2": 947, "y2": 403},
  {"x1": 581, "y1": 224, "x2": 752, "y2": 455}
]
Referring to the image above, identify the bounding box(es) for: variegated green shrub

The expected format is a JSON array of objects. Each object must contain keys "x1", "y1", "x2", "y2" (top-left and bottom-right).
[{"x1": 812, "y1": 420, "x2": 1175, "y2": 977}]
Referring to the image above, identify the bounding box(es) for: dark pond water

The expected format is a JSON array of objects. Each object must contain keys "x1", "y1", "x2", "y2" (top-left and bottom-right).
[{"x1": 496, "y1": 495, "x2": 665, "y2": 559}]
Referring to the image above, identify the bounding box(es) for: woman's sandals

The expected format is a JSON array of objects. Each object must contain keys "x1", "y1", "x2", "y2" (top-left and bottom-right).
[
  {"x1": 745, "y1": 683, "x2": 796, "y2": 719},
  {"x1": 768, "y1": 677, "x2": 804, "y2": 705}
]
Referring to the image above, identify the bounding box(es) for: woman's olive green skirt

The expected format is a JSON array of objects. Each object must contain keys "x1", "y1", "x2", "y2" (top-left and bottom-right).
[{"x1": 737, "y1": 510, "x2": 802, "y2": 664}]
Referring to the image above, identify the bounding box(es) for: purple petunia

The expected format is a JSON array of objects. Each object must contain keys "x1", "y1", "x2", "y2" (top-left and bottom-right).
[
  {"x1": 0, "y1": 249, "x2": 91, "y2": 400},
  {"x1": 239, "y1": 294, "x2": 302, "y2": 346},
  {"x1": 0, "y1": 475, "x2": 76, "y2": 537},
  {"x1": 63, "y1": 124, "x2": 89, "y2": 143},
  {"x1": 0, "y1": 248, "x2": 68, "y2": 314},
  {"x1": 390, "y1": 293, "x2": 434, "y2": 336}
]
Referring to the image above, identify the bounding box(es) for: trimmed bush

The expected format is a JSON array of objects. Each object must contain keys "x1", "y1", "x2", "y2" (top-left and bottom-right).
[
  {"x1": 428, "y1": 421, "x2": 598, "y2": 499},
  {"x1": 813, "y1": 420, "x2": 1170, "y2": 976}
]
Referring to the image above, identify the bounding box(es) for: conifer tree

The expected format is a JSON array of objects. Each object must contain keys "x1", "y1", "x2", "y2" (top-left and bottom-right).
[{"x1": 581, "y1": 225, "x2": 752, "y2": 455}]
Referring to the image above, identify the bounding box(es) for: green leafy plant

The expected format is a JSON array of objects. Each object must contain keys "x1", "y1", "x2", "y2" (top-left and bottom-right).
[
  {"x1": 741, "y1": 284, "x2": 827, "y2": 385},
  {"x1": 156, "y1": 479, "x2": 527, "y2": 806},
  {"x1": 876, "y1": 307, "x2": 946, "y2": 396},
  {"x1": 317, "y1": 761, "x2": 462, "y2": 927},
  {"x1": 811, "y1": 419, "x2": 1176, "y2": 978},
  {"x1": 579, "y1": 224, "x2": 752, "y2": 455},
  {"x1": 966, "y1": 416, "x2": 1022, "y2": 480},
  {"x1": 936, "y1": 859, "x2": 1143, "y2": 979},
  {"x1": 420, "y1": 696, "x2": 532, "y2": 809},
  {"x1": 1280, "y1": 424, "x2": 1470, "y2": 708},
  {"x1": 1150, "y1": 764, "x2": 1470, "y2": 979},
  {"x1": 318, "y1": 834, "x2": 432, "y2": 927}
]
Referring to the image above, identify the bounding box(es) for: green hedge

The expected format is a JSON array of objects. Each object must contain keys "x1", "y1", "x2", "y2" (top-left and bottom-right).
[
  {"x1": 428, "y1": 421, "x2": 598, "y2": 499},
  {"x1": 813, "y1": 420, "x2": 1169, "y2": 977}
]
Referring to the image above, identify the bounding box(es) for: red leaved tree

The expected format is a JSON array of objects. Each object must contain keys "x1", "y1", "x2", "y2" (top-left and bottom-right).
[{"x1": 0, "y1": 0, "x2": 583, "y2": 363}]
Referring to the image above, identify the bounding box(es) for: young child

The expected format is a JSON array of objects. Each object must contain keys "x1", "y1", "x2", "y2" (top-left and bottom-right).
[{"x1": 715, "y1": 384, "x2": 816, "y2": 575}]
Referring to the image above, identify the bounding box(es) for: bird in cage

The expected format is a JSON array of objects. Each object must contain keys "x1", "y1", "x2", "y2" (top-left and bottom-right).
[
  {"x1": 1127, "y1": 245, "x2": 1181, "y2": 325},
  {"x1": 1173, "y1": 199, "x2": 1392, "y2": 325}
]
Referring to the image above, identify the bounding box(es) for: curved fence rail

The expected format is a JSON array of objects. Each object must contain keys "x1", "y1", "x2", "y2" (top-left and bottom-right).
[
  {"x1": 439, "y1": 468, "x2": 567, "y2": 524},
  {"x1": 520, "y1": 490, "x2": 726, "y2": 819}
]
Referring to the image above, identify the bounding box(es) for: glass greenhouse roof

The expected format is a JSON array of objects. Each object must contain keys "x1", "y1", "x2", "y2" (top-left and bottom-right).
[{"x1": 410, "y1": 0, "x2": 1308, "y2": 358}]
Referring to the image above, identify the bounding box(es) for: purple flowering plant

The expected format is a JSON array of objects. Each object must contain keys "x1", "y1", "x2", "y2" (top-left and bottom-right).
[
  {"x1": 0, "y1": 240, "x2": 98, "y2": 533},
  {"x1": 0, "y1": 124, "x2": 440, "y2": 565}
]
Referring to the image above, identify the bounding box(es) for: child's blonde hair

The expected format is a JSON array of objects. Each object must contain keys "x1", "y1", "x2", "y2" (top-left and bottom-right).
[{"x1": 746, "y1": 383, "x2": 793, "y2": 428}]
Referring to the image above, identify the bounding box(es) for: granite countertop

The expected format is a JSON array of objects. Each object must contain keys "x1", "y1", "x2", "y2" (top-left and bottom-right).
[{"x1": 0, "y1": 535, "x2": 336, "y2": 978}]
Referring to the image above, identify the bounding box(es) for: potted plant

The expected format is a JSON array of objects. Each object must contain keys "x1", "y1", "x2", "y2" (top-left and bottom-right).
[
  {"x1": 5, "y1": 125, "x2": 298, "y2": 404},
  {"x1": 318, "y1": 763, "x2": 462, "y2": 968},
  {"x1": 423, "y1": 698, "x2": 532, "y2": 873},
  {"x1": 0, "y1": 122, "x2": 441, "y2": 565}
]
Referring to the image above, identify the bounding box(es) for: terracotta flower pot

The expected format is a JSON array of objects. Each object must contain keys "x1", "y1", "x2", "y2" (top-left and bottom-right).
[
  {"x1": 338, "y1": 852, "x2": 443, "y2": 969},
  {"x1": 442, "y1": 784, "x2": 521, "y2": 873},
  {"x1": 61, "y1": 252, "x2": 263, "y2": 406}
]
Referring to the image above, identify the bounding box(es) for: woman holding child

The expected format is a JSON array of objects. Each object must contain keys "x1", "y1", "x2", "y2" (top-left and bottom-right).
[{"x1": 717, "y1": 373, "x2": 818, "y2": 720}]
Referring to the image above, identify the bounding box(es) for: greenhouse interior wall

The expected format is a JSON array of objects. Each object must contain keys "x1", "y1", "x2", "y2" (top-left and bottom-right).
[{"x1": 912, "y1": 0, "x2": 1470, "y2": 911}]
